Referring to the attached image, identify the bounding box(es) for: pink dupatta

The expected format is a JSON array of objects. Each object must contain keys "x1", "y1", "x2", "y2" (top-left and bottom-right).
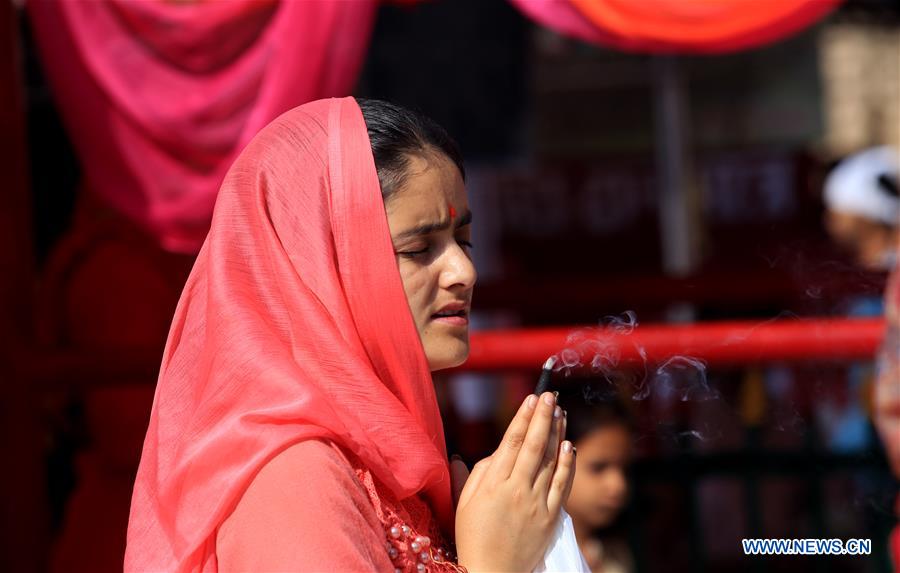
[
  {"x1": 27, "y1": 0, "x2": 376, "y2": 253},
  {"x1": 125, "y1": 97, "x2": 453, "y2": 572}
]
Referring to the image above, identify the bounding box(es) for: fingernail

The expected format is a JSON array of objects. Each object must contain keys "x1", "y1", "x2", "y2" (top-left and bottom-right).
[
  {"x1": 562, "y1": 441, "x2": 573, "y2": 454},
  {"x1": 563, "y1": 409, "x2": 567, "y2": 418},
  {"x1": 553, "y1": 391, "x2": 559, "y2": 400},
  {"x1": 543, "y1": 392, "x2": 555, "y2": 406},
  {"x1": 526, "y1": 394, "x2": 538, "y2": 409},
  {"x1": 554, "y1": 406, "x2": 562, "y2": 419},
  {"x1": 573, "y1": 446, "x2": 577, "y2": 456},
  {"x1": 451, "y1": 454, "x2": 462, "y2": 462}
]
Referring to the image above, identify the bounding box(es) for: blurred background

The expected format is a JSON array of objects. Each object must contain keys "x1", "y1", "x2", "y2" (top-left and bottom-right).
[{"x1": 1, "y1": 0, "x2": 899, "y2": 572}]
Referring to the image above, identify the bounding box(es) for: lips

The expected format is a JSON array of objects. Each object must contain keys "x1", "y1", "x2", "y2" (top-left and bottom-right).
[{"x1": 431, "y1": 302, "x2": 469, "y2": 326}]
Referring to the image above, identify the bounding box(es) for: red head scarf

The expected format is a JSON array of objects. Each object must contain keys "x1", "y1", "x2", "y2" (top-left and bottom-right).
[{"x1": 125, "y1": 97, "x2": 453, "y2": 572}]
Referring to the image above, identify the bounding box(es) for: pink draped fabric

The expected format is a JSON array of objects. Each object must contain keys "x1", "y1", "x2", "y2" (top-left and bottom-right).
[
  {"x1": 510, "y1": 0, "x2": 841, "y2": 54},
  {"x1": 27, "y1": 0, "x2": 377, "y2": 253},
  {"x1": 125, "y1": 97, "x2": 453, "y2": 572}
]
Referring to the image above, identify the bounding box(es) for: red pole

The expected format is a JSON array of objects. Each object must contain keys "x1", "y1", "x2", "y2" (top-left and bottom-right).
[{"x1": 464, "y1": 318, "x2": 886, "y2": 371}]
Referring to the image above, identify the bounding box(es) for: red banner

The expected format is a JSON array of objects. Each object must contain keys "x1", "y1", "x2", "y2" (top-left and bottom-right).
[{"x1": 511, "y1": 0, "x2": 841, "y2": 53}]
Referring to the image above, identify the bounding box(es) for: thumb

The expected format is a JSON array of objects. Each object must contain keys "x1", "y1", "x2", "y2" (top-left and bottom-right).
[{"x1": 449, "y1": 455, "x2": 469, "y2": 507}]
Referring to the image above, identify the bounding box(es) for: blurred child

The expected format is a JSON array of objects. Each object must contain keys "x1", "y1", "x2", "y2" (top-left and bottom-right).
[{"x1": 559, "y1": 388, "x2": 635, "y2": 573}]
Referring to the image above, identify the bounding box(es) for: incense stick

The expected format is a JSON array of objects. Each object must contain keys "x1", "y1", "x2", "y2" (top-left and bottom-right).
[{"x1": 534, "y1": 356, "x2": 556, "y2": 395}]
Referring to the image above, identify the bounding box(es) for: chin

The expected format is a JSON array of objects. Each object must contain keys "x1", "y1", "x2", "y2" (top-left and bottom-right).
[
  {"x1": 591, "y1": 507, "x2": 622, "y2": 528},
  {"x1": 425, "y1": 340, "x2": 470, "y2": 372}
]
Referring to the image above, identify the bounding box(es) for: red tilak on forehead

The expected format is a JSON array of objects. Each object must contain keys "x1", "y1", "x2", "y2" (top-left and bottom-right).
[{"x1": 448, "y1": 203, "x2": 457, "y2": 219}]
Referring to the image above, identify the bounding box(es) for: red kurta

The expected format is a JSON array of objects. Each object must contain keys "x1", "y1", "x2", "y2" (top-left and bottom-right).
[{"x1": 217, "y1": 440, "x2": 462, "y2": 572}]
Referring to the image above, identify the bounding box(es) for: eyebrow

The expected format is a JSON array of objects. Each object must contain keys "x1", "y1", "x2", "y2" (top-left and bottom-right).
[{"x1": 392, "y1": 209, "x2": 472, "y2": 241}]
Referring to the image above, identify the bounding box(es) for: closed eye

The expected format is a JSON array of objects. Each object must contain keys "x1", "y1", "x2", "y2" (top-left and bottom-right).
[
  {"x1": 397, "y1": 246, "x2": 430, "y2": 258},
  {"x1": 395, "y1": 236, "x2": 473, "y2": 258}
]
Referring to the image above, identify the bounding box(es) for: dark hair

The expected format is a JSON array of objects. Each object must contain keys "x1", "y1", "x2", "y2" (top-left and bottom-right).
[
  {"x1": 557, "y1": 384, "x2": 632, "y2": 445},
  {"x1": 878, "y1": 173, "x2": 899, "y2": 198},
  {"x1": 357, "y1": 98, "x2": 465, "y2": 201}
]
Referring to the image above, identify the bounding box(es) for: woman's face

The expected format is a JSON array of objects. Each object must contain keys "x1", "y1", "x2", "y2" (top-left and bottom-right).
[
  {"x1": 385, "y1": 153, "x2": 476, "y2": 371},
  {"x1": 565, "y1": 424, "x2": 631, "y2": 530}
]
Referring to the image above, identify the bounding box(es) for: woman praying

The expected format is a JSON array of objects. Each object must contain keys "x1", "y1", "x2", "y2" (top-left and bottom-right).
[{"x1": 125, "y1": 97, "x2": 576, "y2": 572}]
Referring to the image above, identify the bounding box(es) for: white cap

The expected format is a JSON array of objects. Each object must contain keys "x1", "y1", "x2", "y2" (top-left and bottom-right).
[{"x1": 824, "y1": 146, "x2": 899, "y2": 226}]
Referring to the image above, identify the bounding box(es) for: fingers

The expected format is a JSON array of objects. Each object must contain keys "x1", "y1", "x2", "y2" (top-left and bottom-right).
[
  {"x1": 457, "y1": 456, "x2": 492, "y2": 508},
  {"x1": 487, "y1": 394, "x2": 539, "y2": 480},
  {"x1": 532, "y1": 405, "x2": 564, "y2": 492},
  {"x1": 546, "y1": 440, "x2": 576, "y2": 514},
  {"x1": 510, "y1": 392, "x2": 559, "y2": 483}
]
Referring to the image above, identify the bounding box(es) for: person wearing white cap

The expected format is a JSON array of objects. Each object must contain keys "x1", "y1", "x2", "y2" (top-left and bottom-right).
[
  {"x1": 823, "y1": 146, "x2": 899, "y2": 271},
  {"x1": 822, "y1": 148, "x2": 900, "y2": 566},
  {"x1": 816, "y1": 147, "x2": 898, "y2": 455}
]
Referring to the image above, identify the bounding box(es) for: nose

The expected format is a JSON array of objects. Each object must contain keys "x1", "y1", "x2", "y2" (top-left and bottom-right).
[
  {"x1": 599, "y1": 467, "x2": 628, "y2": 507},
  {"x1": 439, "y1": 242, "x2": 477, "y2": 292},
  {"x1": 608, "y1": 468, "x2": 628, "y2": 502}
]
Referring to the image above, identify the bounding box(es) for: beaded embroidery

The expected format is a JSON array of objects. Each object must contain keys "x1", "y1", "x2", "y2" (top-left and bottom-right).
[
  {"x1": 383, "y1": 522, "x2": 467, "y2": 573},
  {"x1": 346, "y1": 451, "x2": 466, "y2": 572}
]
